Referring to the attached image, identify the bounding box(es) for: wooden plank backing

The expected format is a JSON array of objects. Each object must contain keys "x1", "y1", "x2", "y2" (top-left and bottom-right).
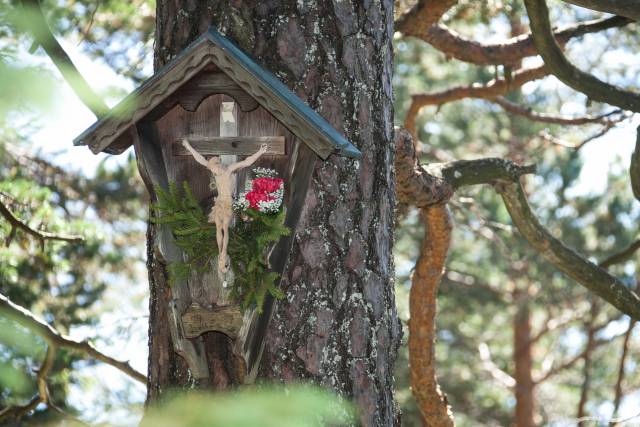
[{"x1": 172, "y1": 136, "x2": 286, "y2": 156}]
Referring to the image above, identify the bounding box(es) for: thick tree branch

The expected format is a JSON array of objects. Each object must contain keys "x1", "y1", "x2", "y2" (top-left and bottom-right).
[
  {"x1": 409, "y1": 205, "x2": 456, "y2": 427},
  {"x1": 395, "y1": 127, "x2": 453, "y2": 208},
  {"x1": 395, "y1": 129, "x2": 539, "y2": 426},
  {"x1": 493, "y1": 97, "x2": 622, "y2": 126},
  {"x1": 396, "y1": 0, "x2": 458, "y2": 36},
  {"x1": 404, "y1": 65, "x2": 548, "y2": 137},
  {"x1": 417, "y1": 16, "x2": 631, "y2": 66},
  {"x1": 524, "y1": 0, "x2": 640, "y2": 112},
  {"x1": 395, "y1": 128, "x2": 456, "y2": 425},
  {"x1": 0, "y1": 199, "x2": 83, "y2": 245},
  {"x1": 0, "y1": 292, "x2": 146, "y2": 384},
  {"x1": 395, "y1": 128, "x2": 536, "y2": 201},
  {"x1": 428, "y1": 159, "x2": 536, "y2": 189},
  {"x1": 18, "y1": 0, "x2": 108, "y2": 117},
  {"x1": 560, "y1": 0, "x2": 640, "y2": 21},
  {"x1": 495, "y1": 182, "x2": 640, "y2": 320}
]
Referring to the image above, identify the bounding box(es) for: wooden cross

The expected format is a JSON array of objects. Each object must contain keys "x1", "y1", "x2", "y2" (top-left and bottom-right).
[
  {"x1": 173, "y1": 135, "x2": 285, "y2": 156},
  {"x1": 174, "y1": 101, "x2": 287, "y2": 339}
]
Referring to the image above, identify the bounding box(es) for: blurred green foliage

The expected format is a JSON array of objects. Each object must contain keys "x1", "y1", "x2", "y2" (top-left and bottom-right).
[
  {"x1": 141, "y1": 385, "x2": 355, "y2": 427},
  {"x1": 0, "y1": 1, "x2": 149, "y2": 416},
  {"x1": 0, "y1": 133, "x2": 147, "y2": 423}
]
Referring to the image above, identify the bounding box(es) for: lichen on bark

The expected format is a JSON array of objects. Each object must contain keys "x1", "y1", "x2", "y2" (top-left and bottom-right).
[{"x1": 150, "y1": 1, "x2": 401, "y2": 425}]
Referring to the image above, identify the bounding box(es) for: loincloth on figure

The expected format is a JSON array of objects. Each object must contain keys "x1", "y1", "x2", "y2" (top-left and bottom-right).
[{"x1": 208, "y1": 197, "x2": 233, "y2": 223}]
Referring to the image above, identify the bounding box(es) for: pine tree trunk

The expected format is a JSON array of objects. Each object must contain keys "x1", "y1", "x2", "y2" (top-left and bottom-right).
[
  {"x1": 513, "y1": 289, "x2": 535, "y2": 427},
  {"x1": 146, "y1": 1, "x2": 401, "y2": 424}
]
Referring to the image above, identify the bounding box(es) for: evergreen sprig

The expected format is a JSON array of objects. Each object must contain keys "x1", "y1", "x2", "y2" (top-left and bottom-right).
[{"x1": 152, "y1": 182, "x2": 289, "y2": 312}]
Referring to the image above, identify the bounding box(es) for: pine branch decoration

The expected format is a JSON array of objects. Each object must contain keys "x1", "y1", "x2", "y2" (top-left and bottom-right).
[{"x1": 151, "y1": 182, "x2": 289, "y2": 313}]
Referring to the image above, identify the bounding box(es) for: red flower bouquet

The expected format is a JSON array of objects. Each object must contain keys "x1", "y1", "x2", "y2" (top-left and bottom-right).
[{"x1": 235, "y1": 169, "x2": 284, "y2": 214}]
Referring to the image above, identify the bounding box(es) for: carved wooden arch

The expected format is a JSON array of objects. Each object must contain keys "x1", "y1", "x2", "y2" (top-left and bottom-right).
[{"x1": 145, "y1": 68, "x2": 260, "y2": 122}]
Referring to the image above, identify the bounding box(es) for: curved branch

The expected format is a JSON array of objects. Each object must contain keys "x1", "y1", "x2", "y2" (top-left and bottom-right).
[
  {"x1": 560, "y1": 0, "x2": 640, "y2": 21},
  {"x1": 396, "y1": 0, "x2": 458, "y2": 36},
  {"x1": 404, "y1": 65, "x2": 548, "y2": 137},
  {"x1": 493, "y1": 97, "x2": 622, "y2": 126},
  {"x1": 427, "y1": 158, "x2": 536, "y2": 189},
  {"x1": 394, "y1": 128, "x2": 537, "y2": 201},
  {"x1": 395, "y1": 127, "x2": 453, "y2": 208},
  {"x1": 495, "y1": 182, "x2": 640, "y2": 320},
  {"x1": 18, "y1": 0, "x2": 108, "y2": 117},
  {"x1": 524, "y1": 0, "x2": 640, "y2": 112},
  {"x1": 395, "y1": 129, "x2": 537, "y2": 426},
  {"x1": 0, "y1": 292, "x2": 146, "y2": 384},
  {"x1": 409, "y1": 205, "x2": 456, "y2": 427},
  {"x1": 419, "y1": 16, "x2": 631, "y2": 66},
  {"x1": 0, "y1": 345, "x2": 56, "y2": 421},
  {"x1": 600, "y1": 239, "x2": 640, "y2": 268},
  {"x1": 0, "y1": 199, "x2": 83, "y2": 245}
]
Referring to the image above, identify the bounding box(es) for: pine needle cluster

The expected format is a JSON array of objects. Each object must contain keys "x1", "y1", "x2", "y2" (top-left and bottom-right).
[{"x1": 152, "y1": 182, "x2": 289, "y2": 312}]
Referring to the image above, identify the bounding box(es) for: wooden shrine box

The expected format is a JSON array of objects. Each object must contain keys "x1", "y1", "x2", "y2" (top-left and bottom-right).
[{"x1": 74, "y1": 28, "x2": 361, "y2": 383}]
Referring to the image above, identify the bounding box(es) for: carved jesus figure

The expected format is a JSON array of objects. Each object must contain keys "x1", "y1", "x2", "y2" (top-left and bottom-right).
[{"x1": 182, "y1": 139, "x2": 268, "y2": 273}]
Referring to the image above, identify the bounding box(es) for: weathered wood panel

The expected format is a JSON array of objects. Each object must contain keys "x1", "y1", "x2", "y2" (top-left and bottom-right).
[
  {"x1": 133, "y1": 122, "x2": 210, "y2": 381},
  {"x1": 182, "y1": 304, "x2": 243, "y2": 339},
  {"x1": 172, "y1": 136, "x2": 285, "y2": 156}
]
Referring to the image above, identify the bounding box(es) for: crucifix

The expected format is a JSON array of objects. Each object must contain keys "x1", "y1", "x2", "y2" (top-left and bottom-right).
[
  {"x1": 182, "y1": 138, "x2": 267, "y2": 273},
  {"x1": 174, "y1": 101, "x2": 286, "y2": 276}
]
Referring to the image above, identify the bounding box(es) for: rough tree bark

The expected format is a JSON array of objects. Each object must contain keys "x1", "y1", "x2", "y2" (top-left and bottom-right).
[{"x1": 147, "y1": 1, "x2": 401, "y2": 425}]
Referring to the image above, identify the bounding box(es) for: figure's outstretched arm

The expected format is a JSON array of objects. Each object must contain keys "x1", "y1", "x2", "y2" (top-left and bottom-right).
[
  {"x1": 228, "y1": 143, "x2": 268, "y2": 173},
  {"x1": 182, "y1": 139, "x2": 209, "y2": 167}
]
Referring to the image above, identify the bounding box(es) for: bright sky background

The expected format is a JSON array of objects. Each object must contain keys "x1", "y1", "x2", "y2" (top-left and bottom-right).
[
  {"x1": 13, "y1": 39, "x2": 149, "y2": 425},
  {"x1": 13, "y1": 27, "x2": 640, "y2": 426}
]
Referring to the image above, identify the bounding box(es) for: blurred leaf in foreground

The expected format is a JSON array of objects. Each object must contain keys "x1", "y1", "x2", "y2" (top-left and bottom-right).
[{"x1": 141, "y1": 384, "x2": 356, "y2": 427}]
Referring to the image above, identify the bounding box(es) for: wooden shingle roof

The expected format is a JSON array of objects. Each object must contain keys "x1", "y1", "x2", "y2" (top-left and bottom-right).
[{"x1": 74, "y1": 28, "x2": 361, "y2": 160}]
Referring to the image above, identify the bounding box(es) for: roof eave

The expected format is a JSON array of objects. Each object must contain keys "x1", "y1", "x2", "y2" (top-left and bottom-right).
[{"x1": 73, "y1": 28, "x2": 362, "y2": 160}]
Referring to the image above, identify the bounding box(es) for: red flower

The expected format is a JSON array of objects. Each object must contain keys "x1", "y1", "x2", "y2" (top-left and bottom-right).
[
  {"x1": 252, "y1": 177, "x2": 283, "y2": 193},
  {"x1": 240, "y1": 175, "x2": 284, "y2": 212},
  {"x1": 245, "y1": 190, "x2": 270, "y2": 209}
]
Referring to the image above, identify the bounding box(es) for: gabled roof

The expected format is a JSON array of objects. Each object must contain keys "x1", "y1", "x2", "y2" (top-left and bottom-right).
[{"x1": 74, "y1": 27, "x2": 361, "y2": 160}]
